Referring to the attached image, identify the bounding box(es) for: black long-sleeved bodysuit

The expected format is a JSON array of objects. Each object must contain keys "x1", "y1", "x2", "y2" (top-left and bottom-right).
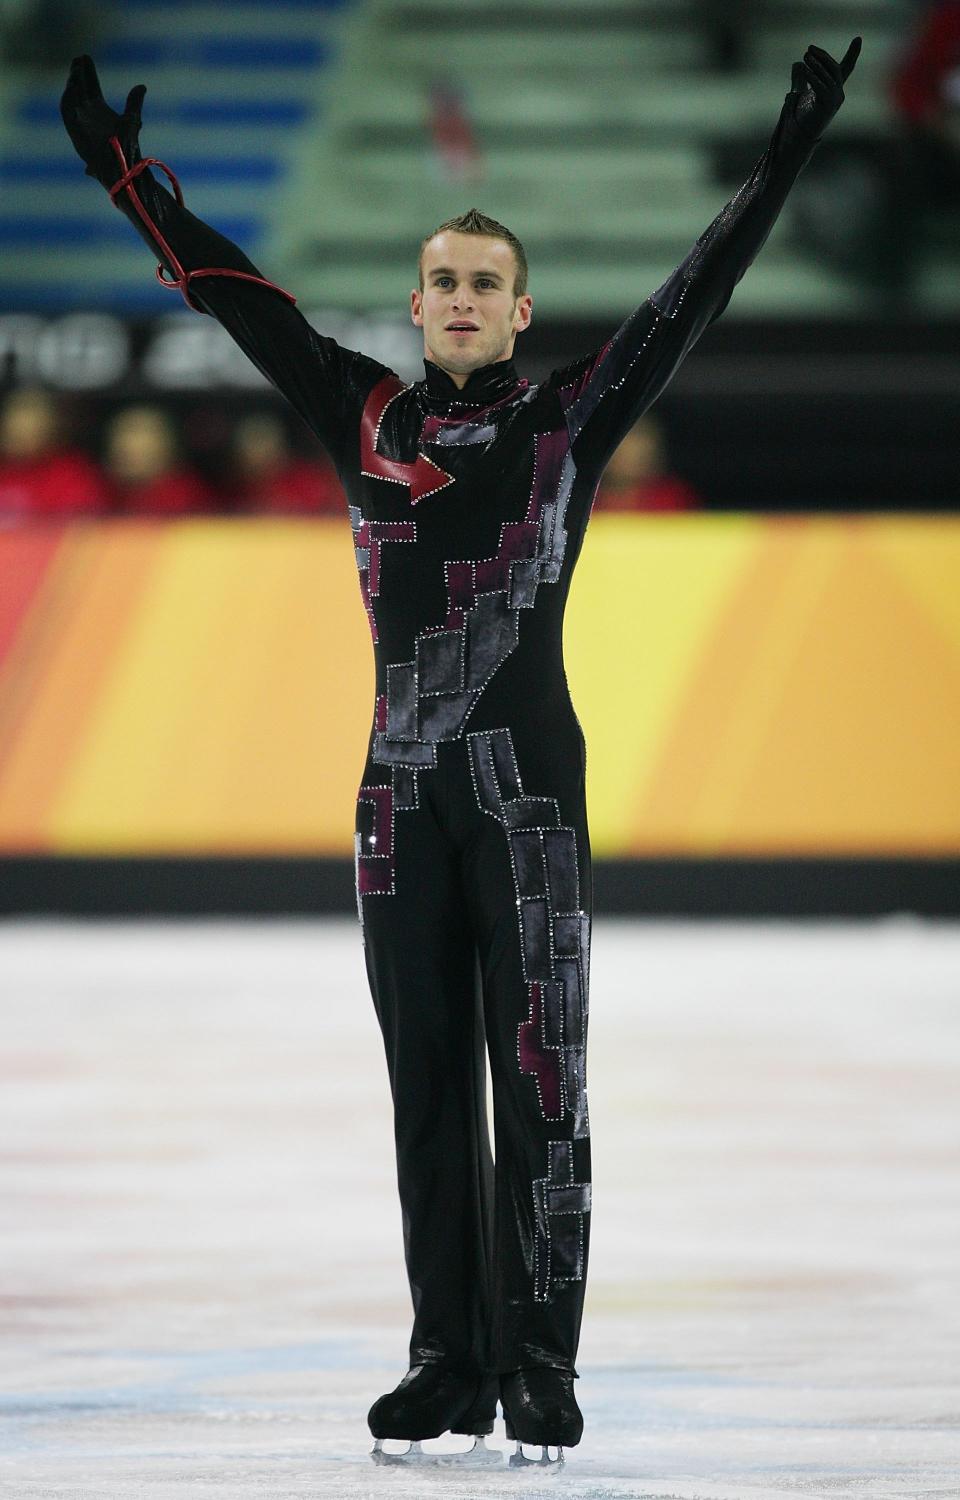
[{"x1": 102, "y1": 93, "x2": 818, "y2": 1382}]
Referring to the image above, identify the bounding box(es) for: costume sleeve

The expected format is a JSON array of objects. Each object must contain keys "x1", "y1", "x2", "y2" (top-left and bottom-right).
[
  {"x1": 547, "y1": 94, "x2": 821, "y2": 479},
  {"x1": 107, "y1": 160, "x2": 392, "y2": 476}
]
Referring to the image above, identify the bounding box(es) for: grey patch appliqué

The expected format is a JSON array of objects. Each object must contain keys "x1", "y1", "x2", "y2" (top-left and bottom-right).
[{"x1": 466, "y1": 725, "x2": 592, "y2": 1300}]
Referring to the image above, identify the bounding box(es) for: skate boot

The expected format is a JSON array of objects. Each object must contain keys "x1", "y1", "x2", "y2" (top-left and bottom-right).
[
  {"x1": 500, "y1": 1366, "x2": 583, "y2": 1468},
  {"x1": 368, "y1": 1362, "x2": 502, "y2": 1466}
]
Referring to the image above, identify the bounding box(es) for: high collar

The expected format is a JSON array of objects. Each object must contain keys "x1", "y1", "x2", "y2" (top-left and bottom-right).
[{"x1": 420, "y1": 355, "x2": 523, "y2": 412}]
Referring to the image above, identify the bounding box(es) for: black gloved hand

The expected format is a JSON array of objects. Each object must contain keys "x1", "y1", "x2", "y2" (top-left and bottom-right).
[
  {"x1": 787, "y1": 36, "x2": 862, "y2": 143},
  {"x1": 60, "y1": 53, "x2": 147, "y2": 188}
]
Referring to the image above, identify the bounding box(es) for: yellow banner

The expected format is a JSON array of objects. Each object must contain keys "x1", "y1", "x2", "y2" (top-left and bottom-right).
[{"x1": 1, "y1": 516, "x2": 957, "y2": 855}]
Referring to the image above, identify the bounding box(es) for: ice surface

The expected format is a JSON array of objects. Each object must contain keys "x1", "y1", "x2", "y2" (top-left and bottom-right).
[{"x1": 1, "y1": 916, "x2": 959, "y2": 1499}]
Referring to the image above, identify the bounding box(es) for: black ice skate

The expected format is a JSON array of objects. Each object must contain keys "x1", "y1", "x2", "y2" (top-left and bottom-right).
[
  {"x1": 368, "y1": 1363, "x2": 502, "y2": 1466},
  {"x1": 499, "y1": 1366, "x2": 583, "y2": 1468}
]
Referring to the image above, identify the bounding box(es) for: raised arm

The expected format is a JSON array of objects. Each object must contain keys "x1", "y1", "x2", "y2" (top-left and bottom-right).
[
  {"x1": 60, "y1": 55, "x2": 391, "y2": 475},
  {"x1": 551, "y1": 38, "x2": 863, "y2": 478}
]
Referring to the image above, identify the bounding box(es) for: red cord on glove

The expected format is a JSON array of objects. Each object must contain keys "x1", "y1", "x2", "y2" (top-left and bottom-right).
[{"x1": 107, "y1": 137, "x2": 297, "y2": 313}]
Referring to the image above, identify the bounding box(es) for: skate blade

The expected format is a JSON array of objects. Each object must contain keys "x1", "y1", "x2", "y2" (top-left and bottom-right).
[
  {"x1": 508, "y1": 1440, "x2": 565, "y2": 1469},
  {"x1": 371, "y1": 1436, "x2": 505, "y2": 1467}
]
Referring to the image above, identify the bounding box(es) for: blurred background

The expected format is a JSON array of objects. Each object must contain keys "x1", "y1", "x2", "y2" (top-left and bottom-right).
[{"x1": 0, "y1": 0, "x2": 957, "y2": 913}]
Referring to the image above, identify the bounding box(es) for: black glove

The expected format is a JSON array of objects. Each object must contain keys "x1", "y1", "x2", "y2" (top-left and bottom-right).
[
  {"x1": 787, "y1": 36, "x2": 862, "y2": 143},
  {"x1": 60, "y1": 53, "x2": 147, "y2": 189}
]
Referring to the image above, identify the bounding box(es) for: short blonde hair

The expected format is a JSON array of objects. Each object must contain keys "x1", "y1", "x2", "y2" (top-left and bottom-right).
[{"x1": 418, "y1": 208, "x2": 528, "y2": 298}]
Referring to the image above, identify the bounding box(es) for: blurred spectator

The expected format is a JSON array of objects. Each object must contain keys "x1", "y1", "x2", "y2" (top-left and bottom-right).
[
  {"x1": 226, "y1": 412, "x2": 343, "y2": 515},
  {"x1": 0, "y1": 385, "x2": 108, "y2": 522},
  {"x1": 893, "y1": 0, "x2": 960, "y2": 138},
  {"x1": 103, "y1": 405, "x2": 215, "y2": 516},
  {"x1": 595, "y1": 414, "x2": 702, "y2": 512},
  {"x1": 428, "y1": 77, "x2": 484, "y2": 184},
  {"x1": 875, "y1": 1, "x2": 960, "y2": 298}
]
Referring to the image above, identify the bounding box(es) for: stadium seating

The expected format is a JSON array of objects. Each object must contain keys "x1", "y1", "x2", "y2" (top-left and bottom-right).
[
  {"x1": 0, "y1": 0, "x2": 957, "y2": 317},
  {"x1": 276, "y1": 0, "x2": 957, "y2": 316},
  {"x1": 0, "y1": 0, "x2": 352, "y2": 312}
]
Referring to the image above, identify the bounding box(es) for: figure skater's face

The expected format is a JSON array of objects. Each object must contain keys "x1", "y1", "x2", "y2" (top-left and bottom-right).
[{"x1": 412, "y1": 232, "x2": 532, "y2": 386}]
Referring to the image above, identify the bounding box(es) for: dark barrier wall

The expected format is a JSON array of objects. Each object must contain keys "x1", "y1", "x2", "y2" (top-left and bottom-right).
[
  {"x1": 2, "y1": 856, "x2": 957, "y2": 918},
  {"x1": 3, "y1": 313, "x2": 959, "y2": 511}
]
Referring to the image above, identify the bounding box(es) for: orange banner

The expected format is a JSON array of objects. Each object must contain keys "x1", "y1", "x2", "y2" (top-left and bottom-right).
[{"x1": 0, "y1": 515, "x2": 957, "y2": 855}]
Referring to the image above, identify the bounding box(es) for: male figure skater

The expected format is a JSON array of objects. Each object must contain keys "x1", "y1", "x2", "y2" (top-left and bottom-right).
[{"x1": 62, "y1": 34, "x2": 860, "y2": 1468}]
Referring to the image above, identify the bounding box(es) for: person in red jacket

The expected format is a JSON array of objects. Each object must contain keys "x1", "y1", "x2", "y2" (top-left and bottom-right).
[
  {"x1": 226, "y1": 410, "x2": 344, "y2": 515},
  {"x1": 102, "y1": 403, "x2": 214, "y2": 516},
  {"x1": 892, "y1": 1, "x2": 960, "y2": 143},
  {"x1": 879, "y1": 2, "x2": 960, "y2": 297},
  {"x1": 594, "y1": 413, "x2": 702, "y2": 512},
  {"x1": 0, "y1": 385, "x2": 109, "y2": 522}
]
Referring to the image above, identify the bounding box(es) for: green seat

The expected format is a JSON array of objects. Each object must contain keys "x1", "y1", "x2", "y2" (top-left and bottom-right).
[{"x1": 269, "y1": 0, "x2": 954, "y2": 319}]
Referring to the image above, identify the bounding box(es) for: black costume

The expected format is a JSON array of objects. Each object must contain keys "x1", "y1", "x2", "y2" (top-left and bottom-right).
[{"x1": 61, "y1": 38, "x2": 859, "y2": 1414}]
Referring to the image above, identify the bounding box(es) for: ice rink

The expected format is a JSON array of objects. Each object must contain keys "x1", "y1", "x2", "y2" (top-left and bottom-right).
[{"x1": 2, "y1": 916, "x2": 959, "y2": 1500}]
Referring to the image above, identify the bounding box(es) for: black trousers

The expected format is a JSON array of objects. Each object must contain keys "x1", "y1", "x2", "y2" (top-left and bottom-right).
[{"x1": 354, "y1": 719, "x2": 592, "y2": 1378}]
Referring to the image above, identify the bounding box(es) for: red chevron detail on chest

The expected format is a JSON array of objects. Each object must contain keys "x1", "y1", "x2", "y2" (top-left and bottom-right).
[{"x1": 360, "y1": 375, "x2": 455, "y2": 504}]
